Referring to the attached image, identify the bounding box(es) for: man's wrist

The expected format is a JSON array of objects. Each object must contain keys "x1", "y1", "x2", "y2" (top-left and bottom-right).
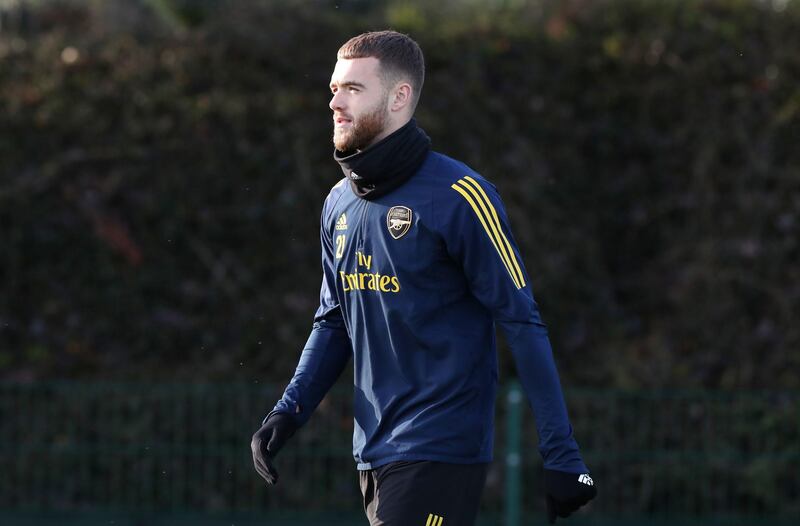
[{"x1": 263, "y1": 409, "x2": 299, "y2": 427}]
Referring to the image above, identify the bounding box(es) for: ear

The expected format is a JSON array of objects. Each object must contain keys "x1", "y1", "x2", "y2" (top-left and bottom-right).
[{"x1": 389, "y1": 82, "x2": 413, "y2": 113}]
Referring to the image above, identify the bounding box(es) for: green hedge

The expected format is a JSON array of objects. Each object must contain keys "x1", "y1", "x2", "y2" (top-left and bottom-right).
[{"x1": 1, "y1": 0, "x2": 798, "y2": 388}]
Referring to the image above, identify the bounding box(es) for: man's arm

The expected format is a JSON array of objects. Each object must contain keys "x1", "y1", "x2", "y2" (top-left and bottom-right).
[
  {"x1": 252, "y1": 198, "x2": 352, "y2": 485},
  {"x1": 444, "y1": 174, "x2": 595, "y2": 520},
  {"x1": 252, "y1": 287, "x2": 351, "y2": 485},
  {"x1": 268, "y1": 282, "x2": 352, "y2": 427}
]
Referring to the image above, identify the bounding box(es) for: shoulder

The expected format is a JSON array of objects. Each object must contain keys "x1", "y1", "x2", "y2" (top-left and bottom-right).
[
  {"x1": 420, "y1": 151, "x2": 499, "y2": 195},
  {"x1": 328, "y1": 176, "x2": 349, "y2": 197},
  {"x1": 418, "y1": 152, "x2": 505, "y2": 235},
  {"x1": 322, "y1": 177, "x2": 350, "y2": 220},
  {"x1": 420, "y1": 152, "x2": 502, "y2": 213}
]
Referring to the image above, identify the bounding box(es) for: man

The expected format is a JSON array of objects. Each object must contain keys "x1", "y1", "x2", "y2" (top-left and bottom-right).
[{"x1": 251, "y1": 30, "x2": 596, "y2": 525}]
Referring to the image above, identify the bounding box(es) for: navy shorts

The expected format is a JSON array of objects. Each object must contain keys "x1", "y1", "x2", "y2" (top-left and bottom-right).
[{"x1": 359, "y1": 460, "x2": 489, "y2": 526}]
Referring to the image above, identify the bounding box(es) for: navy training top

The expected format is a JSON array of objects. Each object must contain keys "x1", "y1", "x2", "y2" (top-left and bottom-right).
[{"x1": 269, "y1": 151, "x2": 588, "y2": 473}]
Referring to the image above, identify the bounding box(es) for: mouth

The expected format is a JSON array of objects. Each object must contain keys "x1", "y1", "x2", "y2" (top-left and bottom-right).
[{"x1": 334, "y1": 115, "x2": 353, "y2": 127}]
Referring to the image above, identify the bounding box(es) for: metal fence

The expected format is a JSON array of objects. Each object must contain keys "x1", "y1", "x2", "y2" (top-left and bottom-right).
[{"x1": 0, "y1": 381, "x2": 798, "y2": 525}]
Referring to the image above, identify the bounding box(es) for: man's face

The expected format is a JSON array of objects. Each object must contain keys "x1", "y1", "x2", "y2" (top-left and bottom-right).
[{"x1": 329, "y1": 57, "x2": 390, "y2": 152}]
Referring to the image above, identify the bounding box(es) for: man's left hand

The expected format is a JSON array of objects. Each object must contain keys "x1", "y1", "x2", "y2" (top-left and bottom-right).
[{"x1": 543, "y1": 469, "x2": 597, "y2": 523}]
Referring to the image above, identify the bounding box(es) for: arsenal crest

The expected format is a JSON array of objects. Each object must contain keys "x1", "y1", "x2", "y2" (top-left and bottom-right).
[{"x1": 386, "y1": 206, "x2": 412, "y2": 240}]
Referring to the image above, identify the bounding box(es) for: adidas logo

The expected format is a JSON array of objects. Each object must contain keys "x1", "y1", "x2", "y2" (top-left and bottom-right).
[
  {"x1": 335, "y1": 213, "x2": 348, "y2": 230},
  {"x1": 578, "y1": 474, "x2": 594, "y2": 486}
]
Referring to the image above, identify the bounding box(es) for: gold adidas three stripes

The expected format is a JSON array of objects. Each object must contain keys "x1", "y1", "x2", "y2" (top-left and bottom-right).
[{"x1": 451, "y1": 176, "x2": 526, "y2": 289}]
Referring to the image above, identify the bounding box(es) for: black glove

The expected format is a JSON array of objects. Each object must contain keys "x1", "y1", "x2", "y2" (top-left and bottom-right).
[
  {"x1": 544, "y1": 469, "x2": 597, "y2": 523},
  {"x1": 251, "y1": 412, "x2": 297, "y2": 485}
]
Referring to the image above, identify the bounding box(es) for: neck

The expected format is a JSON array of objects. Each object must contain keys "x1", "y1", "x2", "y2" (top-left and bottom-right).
[
  {"x1": 364, "y1": 115, "x2": 412, "y2": 150},
  {"x1": 333, "y1": 117, "x2": 431, "y2": 200}
]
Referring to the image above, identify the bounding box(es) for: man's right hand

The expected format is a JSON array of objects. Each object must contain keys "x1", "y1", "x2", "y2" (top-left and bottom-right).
[{"x1": 251, "y1": 412, "x2": 297, "y2": 485}]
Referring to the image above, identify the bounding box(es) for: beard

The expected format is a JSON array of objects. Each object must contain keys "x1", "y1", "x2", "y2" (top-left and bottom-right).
[{"x1": 333, "y1": 96, "x2": 390, "y2": 152}]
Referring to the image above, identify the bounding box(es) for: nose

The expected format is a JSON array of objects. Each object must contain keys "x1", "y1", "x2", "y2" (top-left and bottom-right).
[{"x1": 329, "y1": 90, "x2": 345, "y2": 112}]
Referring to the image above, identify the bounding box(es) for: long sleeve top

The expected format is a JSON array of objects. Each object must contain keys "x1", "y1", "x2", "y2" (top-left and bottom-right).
[{"x1": 270, "y1": 151, "x2": 587, "y2": 473}]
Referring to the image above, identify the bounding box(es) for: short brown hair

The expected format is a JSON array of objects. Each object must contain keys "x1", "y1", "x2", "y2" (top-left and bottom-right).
[{"x1": 337, "y1": 30, "x2": 425, "y2": 110}]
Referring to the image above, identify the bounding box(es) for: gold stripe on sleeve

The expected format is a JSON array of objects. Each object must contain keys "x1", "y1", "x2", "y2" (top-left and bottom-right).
[
  {"x1": 462, "y1": 176, "x2": 526, "y2": 288},
  {"x1": 425, "y1": 513, "x2": 434, "y2": 526},
  {"x1": 455, "y1": 178, "x2": 520, "y2": 288},
  {"x1": 451, "y1": 182, "x2": 522, "y2": 289}
]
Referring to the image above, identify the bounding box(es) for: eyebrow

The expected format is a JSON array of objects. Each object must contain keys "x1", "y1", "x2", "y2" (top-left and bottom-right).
[{"x1": 330, "y1": 80, "x2": 367, "y2": 90}]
